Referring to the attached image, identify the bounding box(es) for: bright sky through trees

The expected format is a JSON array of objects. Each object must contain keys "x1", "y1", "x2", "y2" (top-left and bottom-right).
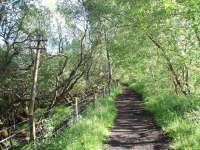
[{"x1": 41, "y1": 0, "x2": 57, "y2": 11}]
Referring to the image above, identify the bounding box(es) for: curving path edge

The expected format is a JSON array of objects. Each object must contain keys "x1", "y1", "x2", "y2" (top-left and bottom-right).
[{"x1": 105, "y1": 85, "x2": 169, "y2": 150}]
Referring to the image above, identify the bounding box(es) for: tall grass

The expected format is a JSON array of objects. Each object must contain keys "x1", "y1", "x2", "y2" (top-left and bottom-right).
[
  {"x1": 19, "y1": 106, "x2": 72, "y2": 150},
  {"x1": 129, "y1": 82, "x2": 200, "y2": 150},
  {"x1": 35, "y1": 87, "x2": 121, "y2": 150}
]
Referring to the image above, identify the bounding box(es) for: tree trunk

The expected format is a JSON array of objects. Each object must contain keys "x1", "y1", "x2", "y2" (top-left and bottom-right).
[
  {"x1": 105, "y1": 31, "x2": 112, "y2": 94},
  {"x1": 44, "y1": 76, "x2": 59, "y2": 118},
  {"x1": 107, "y1": 48, "x2": 112, "y2": 94},
  {"x1": 172, "y1": 79, "x2": 179, "y2": 95},
  {"x1": 147, "y1": 34, "x2": 187, "y2": 96},
  {"x1": 29, "y1": 36, "x2": 42, "y2": 141},
  {"x1": 183, "y1": 65, "x2": 190, "y2": 95}
]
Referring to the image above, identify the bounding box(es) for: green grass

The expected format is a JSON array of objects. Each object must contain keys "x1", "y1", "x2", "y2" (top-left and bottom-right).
[
  {"x1": 34, "y1": 105, "x2": 72, "y2": 127},
  {"x1": 27, "y1": 87, "x2": 121, "y2": 150},
  {"x1": 16, "y1": 106, "x2": 71, "y2": 132},
  {"x1": 39, "y1": 106, "x2": 72, "y2": 138},
  {"x1": 19, "y1": 106, "x2": 72, "y2": 150},
  {"x1": 129, "y1": 82, "x2": 200, "y2": 150}
]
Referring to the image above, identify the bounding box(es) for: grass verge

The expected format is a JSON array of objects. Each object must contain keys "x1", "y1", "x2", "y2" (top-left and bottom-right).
[
  {"x1": 129, "y1": 82, "x2": 200, "y2": 150},
  {"x1": 19, "y1": 106, "x2": 71, "y2": 150},
  {"x1": 34, "y1": 87, "x2": 121, "y2": 150}
]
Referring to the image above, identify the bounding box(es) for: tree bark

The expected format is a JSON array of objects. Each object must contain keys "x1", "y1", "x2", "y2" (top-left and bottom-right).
[
  {"x1": 183, "y1": 64, "x2": 190, "y2": 95},
  {"x1": 104, "y1": 31, "x2": 112, "y2": 94},
  {"x1": 147, "y1": 34, "x2": 187, "y2": 96}
]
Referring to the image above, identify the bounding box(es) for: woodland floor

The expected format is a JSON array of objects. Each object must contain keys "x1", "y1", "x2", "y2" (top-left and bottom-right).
[{"x1": 105, "y1": 85, "x2": 169, "y2": 150}]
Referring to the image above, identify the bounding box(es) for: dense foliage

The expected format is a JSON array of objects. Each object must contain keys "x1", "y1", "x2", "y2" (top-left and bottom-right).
[
  {"x1": 85, "y1": 0, "x2": 200, "y2": 149},
  {"x1": 1, "y1": 0, "x2": 200, "y2": 149},
  {"x1": 0, "y1": 0, "x2": 111, "y2": 127},
  {"x1": 37, "y1": 88, "x2": 120, "y2": 150}
]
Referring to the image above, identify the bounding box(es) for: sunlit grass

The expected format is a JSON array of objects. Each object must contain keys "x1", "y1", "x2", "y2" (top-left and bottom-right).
[
  {"x1": 130, "y1": 82, "x2": 200, "y2": 150},
  {"x1": 49, "y1": 105, "x2": 72, "y2": 127},
  {"x1": 19, "y1": 106, "x2": 71, "y2": 149},
  {"x1": 37, "y1": 87, "x2": 121, "y2": 150}
]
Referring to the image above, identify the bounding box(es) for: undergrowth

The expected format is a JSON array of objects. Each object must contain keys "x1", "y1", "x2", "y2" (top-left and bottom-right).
[
  {"x1": 31, "y1": 87, "x2": 120, "y2": 150},
  {"x1": 19, "y1": 106, "x2": 71, "y2": 150},
  {"x1": 129, "y1": 81, "x2": 200, "y2": 150}
]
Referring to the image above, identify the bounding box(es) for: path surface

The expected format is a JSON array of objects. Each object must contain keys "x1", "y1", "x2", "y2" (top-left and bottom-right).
[{"x1": 105, "y1": 86, "x2": 169, "y2": 150}]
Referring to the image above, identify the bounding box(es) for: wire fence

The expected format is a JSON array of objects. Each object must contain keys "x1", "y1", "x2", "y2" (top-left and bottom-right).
[{"x1": 0, "y1": 81, "x2": 119, "y2": 150}]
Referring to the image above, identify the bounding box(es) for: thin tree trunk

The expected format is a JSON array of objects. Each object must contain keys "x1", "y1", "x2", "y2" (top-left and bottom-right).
[
  {"x1": 45, "y1": 56, "x2": 68, "y2": 117},
  {"x1": 44, "y1": 77, "x2": 59, "y2": 118},
  {"x1": 107, "y1": 48, "x2": 112, "y2": 94},
  {"x1": 183, "y1": 65, "x2": 190, "y2": 95},
  {"x1": 172, "y1": 79, "x2": 179, "y2": 95},
  {"x1": 104, "y1": 31, "x2": 112, "y2": 94},
  {"x1": 29, "y1": 36, "x2": 42, "y2": 141},
  {"x1": 147, "y1": 34, "x2": 187, "y2": 96}
]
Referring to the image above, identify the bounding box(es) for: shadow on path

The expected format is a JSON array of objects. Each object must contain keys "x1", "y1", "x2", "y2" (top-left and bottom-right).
[{"x1": 105, "y1": 86, "x2": 169, "y2": 150}]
